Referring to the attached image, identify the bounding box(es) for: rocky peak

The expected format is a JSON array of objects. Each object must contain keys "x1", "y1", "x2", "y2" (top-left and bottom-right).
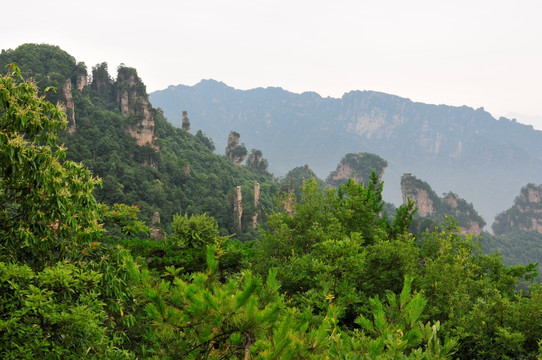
[
  {"x1": 246, "y1": 149, "x2": 268, "y2": 173},
  {"x1": 401, "y1": 173, "x2": 485, "y2": 235},
  {"x1": 326, "y1": 152, "x2": 387, "y2": 187},
  {"x1": 61, "y1": 63, "x2": 88, "y2": 135},
  {"x1": 444, "y1": 193, "x2": 458, "y2": 208},
  {"x1": 225, "y1": 131, "x2": 247, "y2": 165},
  {"x1": 281, "y1": 164, "x2": 323, "y2": 199},
  {"x1": 443, "y1": 193, "x2": 484, "y2": 235},
  {"x1": 401, "y1": 174, "x2": 434, "y2": 217},
  {"x1": 182, "y1": 111, "x2": 190, "y2": 133},
  {"x1": 493, "y1": 184, "x2": 542, "y2": 235},
  {"x1": 116, "y1": 66, "x2": 159, "y2": 152},
  {"x1": 526, "y1": 185, "x2": 541, "y2": 203},
  {"x1": 116, "y1": 67, "x2": 145, "y2": 116}
]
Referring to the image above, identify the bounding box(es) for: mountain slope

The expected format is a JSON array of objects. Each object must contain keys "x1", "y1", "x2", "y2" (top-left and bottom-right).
[
  {"x1": 0, "y1": 45, "x2": 279, "y2": 236},
  {"x1": 150, "y1": 81, "x2": 542, "y2": 224}
]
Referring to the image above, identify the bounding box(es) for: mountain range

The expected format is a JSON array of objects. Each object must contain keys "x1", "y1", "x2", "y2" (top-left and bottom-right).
[{"x1": 150, "y1": 81, "x2": 542, "y2": 226}]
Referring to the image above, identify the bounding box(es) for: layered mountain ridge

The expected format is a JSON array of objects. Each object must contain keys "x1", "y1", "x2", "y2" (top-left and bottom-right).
[{"x1": 150, "y1": 80, "x2": 542, "y2": 224}]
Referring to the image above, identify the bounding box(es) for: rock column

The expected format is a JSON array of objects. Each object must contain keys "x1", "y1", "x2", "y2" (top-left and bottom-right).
[{"x1": 252, "y1": 181, "x2": 260, "y2": 229}]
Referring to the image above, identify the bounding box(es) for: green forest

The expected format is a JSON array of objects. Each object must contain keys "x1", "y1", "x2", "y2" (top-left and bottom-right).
[{"x1": 1, "y1": 44, "x2": 542, "y2": 359}]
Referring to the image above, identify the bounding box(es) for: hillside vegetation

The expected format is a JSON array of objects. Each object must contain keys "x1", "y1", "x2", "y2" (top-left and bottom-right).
[
  {"x1": 1, "y1": 44, "x2": 542, "y2": 359},
  {"x1": 0, "y1": 44, "x2": 279, "y2": 237}
]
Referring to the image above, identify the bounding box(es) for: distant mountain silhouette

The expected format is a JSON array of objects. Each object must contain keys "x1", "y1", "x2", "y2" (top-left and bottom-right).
[{"x1": 150, "y1": 80, "x2": 542, "y2": 225}]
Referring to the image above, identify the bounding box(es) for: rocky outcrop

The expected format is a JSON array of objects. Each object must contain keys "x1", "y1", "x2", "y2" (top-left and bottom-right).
[
  {"x1": 142, "y1": 156, "x2": 158, "y2": 169},
  {"x1": 246, "y1": 149, "x2": 268, "y2": 173},
  {"x1": 280, "y1": 164, "x2": 324, "y2": 203},
  {"x1": 62, "y1": 68, "x2": 88, "y2": 134},
  {"x1": 283, "y1": 190, "x2": 296, "y2": 216},
  {"x1": 182, "y1": 111, "x2": 190, "y2": 133},
  {"x1": 149, "y1": 211, "x2": 165, "y2": 240},
  {"x1": 527, "y1": 186, "x2": 542, "y2": 203},
  {"x1": 493, "y1": 184, "x2": 542, "y2": 235},
  {"x1": 401, "y1": 173, "x2": 486, "y2": 235},
  {"x1": 76, "y1": 74, "x2": 87, "y2": 91},
  {"x1": 225, "y1": 131, "x2": 247, "y2": 165},
  {"x1": 116, "y1": 67, "x2": 159, "y2": 152},
  {"x1": 150, "y1": 81, "x2": 542, "y2": 226},
  {"x1": 230, "y1": 182, "x2": 262, "y2": 231},
  {"x1": 401, "y1": 174, "x2": 435, "y2": 217},
  {"x1": 326, "y1": 152, "x2": 387, "y2": 187},
  {"x1": 252, "y1": 181, "x2": 260, "y2": 229},
  {"x1": 443, "y1": 193, "x2": 484, "y2": 235},
  {"x1": 233, "y1": 186, "x2": 243, "y2": 232},
  {"x1": 62, "y1": 79, "x2": 76, "y2": 134},
  {"x1": 411, "y1": 188, "x2": 434, "y2": 217}
]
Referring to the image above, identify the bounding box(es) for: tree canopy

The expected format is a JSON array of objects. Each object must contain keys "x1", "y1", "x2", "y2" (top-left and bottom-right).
[{"x1": 1, "y1": 50, "x2": 542, "y2": 359}]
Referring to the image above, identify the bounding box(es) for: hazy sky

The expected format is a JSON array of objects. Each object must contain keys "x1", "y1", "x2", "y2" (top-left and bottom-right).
[{"x1": 4, "y1": 0, "x2": 542, "y2": 129}]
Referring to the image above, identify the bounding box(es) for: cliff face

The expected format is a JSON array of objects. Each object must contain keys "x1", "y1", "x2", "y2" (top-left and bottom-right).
[
  {"x1": 401, "y1": 174, "x2": 434, "y2": 217},
  {"x1": 401, "y1": 174, "x2": 486, "y2": 235},
  {"x1": 443, "y1": 193, "x2": 483, "y2": 235},
  {"x1": 493, "y1": 184, "x2": 542, "y2": 235},
  {"x1": 326, "y1": 152, "x2": 387, "y2": 187},
  {"x1": 116, "y1": 67, "x2": 159, "y2": 152},
  {"x1": 61, "y1": 72, "x2": 88, "y2": 135},
  {"x1": 229, "y1": 181, "x2": 263, "y2": 232}
]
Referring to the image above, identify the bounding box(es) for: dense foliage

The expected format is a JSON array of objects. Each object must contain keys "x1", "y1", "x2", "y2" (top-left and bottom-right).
[
  {"x1": 0, "y1": 64, "x2": 147, "y2": 358},
  {"x1": 1, "y1": 45, "x2": 542, "y2": 359},
  {"x1": 0, "y1": 44, "x2": 86, "y2": 105},
  {"x1": 0, "y1": 44, "x2": 279, "y2": 236},
  {"x1": 480, "y1": 230, "x2": 542, "y2": 285}
]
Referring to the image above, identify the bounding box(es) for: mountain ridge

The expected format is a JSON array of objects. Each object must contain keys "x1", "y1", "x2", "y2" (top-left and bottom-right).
[
  {"x1": 167, "y1": 79, "x2": 540, "y2": 133},
  {"x1": 150, "y1": 80, "x2": 542, "y2": 226}
]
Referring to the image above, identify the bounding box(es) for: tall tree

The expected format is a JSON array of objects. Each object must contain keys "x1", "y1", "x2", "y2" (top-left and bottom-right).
[
  {"x1": 0, "y1": 65, "x2": 144, "y2": 358},
  {"x1": 0, "y1": 64, "x2": 102, "y2": 269}
]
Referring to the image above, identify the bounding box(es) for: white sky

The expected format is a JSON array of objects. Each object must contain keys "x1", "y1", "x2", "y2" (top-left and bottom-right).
[{"x1": 3, "y1": 0, "x2": 542, "y2": 129}]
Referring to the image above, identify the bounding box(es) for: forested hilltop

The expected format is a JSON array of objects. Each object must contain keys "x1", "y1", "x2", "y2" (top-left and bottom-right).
[
  {"x1": 150, "y1": 80, "x2": 542, "y2": 224},
  {"x1": 1, "y1": 43, "x2": 542, "y2": 359},
  {"x1": 0, "y1": 44, "x2": 279, "y2": 237}
]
